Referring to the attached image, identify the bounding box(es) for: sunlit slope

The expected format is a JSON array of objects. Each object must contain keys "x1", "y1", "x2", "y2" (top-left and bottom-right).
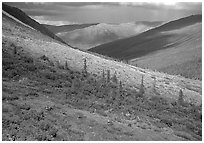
[
  {"x1": 130, "y1": 23, "x2": 202, "y2": 80},
  {"x1": 2, "y1": 12, "x2": 202, "y2": 105}
]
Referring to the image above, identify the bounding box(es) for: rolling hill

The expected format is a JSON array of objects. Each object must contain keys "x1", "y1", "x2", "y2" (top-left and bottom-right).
[
  {"x1": 89, "y1": 15, "x2": 201, "y2": 59},
  {"x1": 2, "y1": 5, "x2": 202, "y2": 141},
  {"x1": 2, "y1": 3, "x2": 68, "y2": 45},
  {"x1": 89, "y1": 15, "x2": 202, "y2": 79},
  {"x1": 55, "y1": 22, "x2": 162, "y2": 50}
]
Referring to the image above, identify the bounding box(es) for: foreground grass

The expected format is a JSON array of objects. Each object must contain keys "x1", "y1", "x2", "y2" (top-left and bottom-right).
[{"x1": 2, "y1": 42, "x2": 202, "y2": 141}]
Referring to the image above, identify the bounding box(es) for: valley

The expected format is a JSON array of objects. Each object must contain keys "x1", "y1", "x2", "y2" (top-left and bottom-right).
[
  {"x1": 2, "y1": 3, "x2": 202, "y2": 141},
  {"x1": 89, "y1": 15, "x2": 202, "y2": 80},
  {"x1": 51, "y1": 22, "x2": 162, "y2": 50}
]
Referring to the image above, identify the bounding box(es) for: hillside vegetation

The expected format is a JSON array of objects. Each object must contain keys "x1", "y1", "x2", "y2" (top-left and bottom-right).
[
  {"x1": 2, "y1": 39, "x2": 202, "y2": 141},
  {"x1": 2, "y1": 10, "x2": 202, "y2": 104},
  {"x1": 2, "y1": 9, "x2": 202, "y2": 141}
]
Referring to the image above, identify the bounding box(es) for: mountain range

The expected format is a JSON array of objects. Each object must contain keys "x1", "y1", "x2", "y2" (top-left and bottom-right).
[
  {"x1": 89, "y1": 15, "x2": 202, "y2": 79},
  {"x1": 2, "y1": 3, "x2": 202, "y2": 141},
  {"x1": 52, "y1": 21, "x2": 163, "y2": 49}
]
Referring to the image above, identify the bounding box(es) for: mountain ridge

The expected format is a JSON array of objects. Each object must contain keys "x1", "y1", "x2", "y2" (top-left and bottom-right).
[
  {"x1": 89, "y1": 14, "x2": 202, "y2": 60},
  {"x1": 43, "y1": 23, "x2": 99, "y2": 34},
  {"x1": 55, "y1": 22, "x2": 162, "y2": 50},
  {"x1": 2, "y1": 3, "x2": 69, "y2": 46}
]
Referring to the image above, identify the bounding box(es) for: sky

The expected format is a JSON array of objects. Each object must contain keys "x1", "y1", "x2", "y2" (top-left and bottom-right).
[{"x1": 4, "y1": 2, "x2": 202, "y2": 25}]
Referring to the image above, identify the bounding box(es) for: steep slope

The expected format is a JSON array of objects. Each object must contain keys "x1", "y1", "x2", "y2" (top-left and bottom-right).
[
  {"x1": 43, "y1": 23, "x2": 99, "y2": 34},
  {"x1": 2, "y1": 3, "x2": 68, "y2": 45},
  {"x1": 56, "y1": 22, "x2": 162, "y2": 50},
  {"x1": 2, "y1": 10, "x2": 202, "y2": 141},
  {"x1": 2, "y1": 12, "x2": 201, "y2": 105},
  {"x1": 89, "y1": 15, "x2": 201, "y2": 60}
]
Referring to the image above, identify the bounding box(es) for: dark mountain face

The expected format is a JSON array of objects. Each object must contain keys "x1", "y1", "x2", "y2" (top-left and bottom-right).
[
  {"x1": 135, "y1": 21, "x2": 163, "y2": 27},
  {"x1": 2, "y1": 3, "x2": 68, "y2": 46},
  {"x1": 43, "y1": 23, "x2": 99, "y2": 34},
  {"x1": 89, "y1": 15, "x2": 202, "y2": 60}
]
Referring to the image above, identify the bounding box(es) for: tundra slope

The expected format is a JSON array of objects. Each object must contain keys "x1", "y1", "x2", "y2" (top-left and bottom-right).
[
  {"x1": 2, "y1": 11, "x2": 202, "y2": 141},
  {"x1": 2, "y1": 12, "x2": 201, "y2": 105}
]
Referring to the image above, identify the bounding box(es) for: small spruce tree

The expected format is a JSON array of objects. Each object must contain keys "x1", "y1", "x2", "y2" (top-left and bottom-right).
[
  {"x1": 83, "y1": 58, "x2": 87, "y2": 76},
  {"x1": 107, "y1": 69, "x2": 110, "y2": 83},
  {"x1": 13, "y1": 46, "x2": 17, "y2": 55},
  {"x1": 119, "y1": 81, "x2": 123, "y2": 91},
  {"x1": 102, "y1": 69, "x2": 105, "y2": 82},
  {"x1": 153, "y1": 77, "x2": 157, "y2": 93},
  {"x1": 112, "y1": 71, "x2": 118, "y2": 84},
  {"x1": 138, "y1": 75, "x2": 145, "y2": 96},
  {"x1": 118, "y1": 80, "x2": 123, "y2": 97},
  {"x1": 178, "y1": 89, "x2": 184, "y2": 105},
  {"x1": 64, "y1": 61, "x2": 68, "y2": 70}
]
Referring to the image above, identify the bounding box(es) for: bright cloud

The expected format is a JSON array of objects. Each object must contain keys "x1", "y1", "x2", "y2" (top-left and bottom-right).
[{"x1": 31, "y1": 16, "x2": 78, "y2": 25}]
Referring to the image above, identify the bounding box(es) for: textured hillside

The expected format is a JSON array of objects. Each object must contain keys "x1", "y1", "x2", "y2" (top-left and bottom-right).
[
  {"x1": 56, "y1": 22, "x2": 161, "y2": 50},
  {"x1": 130, "y1": 23, "x2": 202, "y2": 80},
  {"x1": 2, "y1": 12, "x2": 201, "y2": 105},
  {"x1": 2, "y1": 9, "x2": 202, "y2": 141}
]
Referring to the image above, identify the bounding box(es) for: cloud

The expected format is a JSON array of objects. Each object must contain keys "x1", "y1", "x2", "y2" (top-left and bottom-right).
[
  {"x1": 4, "y1": 2, "x2": 202, "y2": 24},
  {"x1": 31, "y1": 16, "x2": 78, "y2": 26},
  {"x1": 176, "y1": 2, "x2": 202, "y2": 10},
  {"x1": 118, "y1": 2, "x2": 202, "y2": 10},
  {"x1": 77, "y1": 4, "x2": 104, "y2": 9}
]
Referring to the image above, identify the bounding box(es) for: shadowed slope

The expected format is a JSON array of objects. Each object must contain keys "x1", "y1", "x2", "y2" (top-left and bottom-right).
[
  {"x1": 2, "y1": 3, "x2": 68, "y2": 45},
  {"x1": 43, "y1": 23, "x2": 99, "y2": 34},
  {"x1": 89, "y1": 15, "x2": 202, "y2": 60}
]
